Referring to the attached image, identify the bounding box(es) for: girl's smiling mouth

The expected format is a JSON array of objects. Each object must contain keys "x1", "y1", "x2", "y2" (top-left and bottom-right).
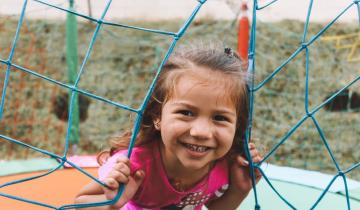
[{"x1": 180, "y1": 142, "x2": 212, "y2": 153}]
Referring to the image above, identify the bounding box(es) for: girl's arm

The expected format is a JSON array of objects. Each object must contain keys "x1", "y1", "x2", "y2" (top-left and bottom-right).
[
  {"x1": 74, "y1": 181, "x2": 112, "y2": 210},
  {"x1": 74, "y1": 155, "x2": 145, "y2": 210},
  {"x1": 206, "y1": 143, "x2": 262, "y2": 210}
]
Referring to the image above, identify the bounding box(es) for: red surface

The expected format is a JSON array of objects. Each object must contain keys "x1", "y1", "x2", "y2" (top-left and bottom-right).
[
  {"x1": 238, "y1": 16, "x2": 249, "y2": 61},
  {"x1": 237, "y1": 2, "x2": 249, "y2": 65},
  {"x1": 0, "y1": 168, "x2": 98, "y2": 210}
]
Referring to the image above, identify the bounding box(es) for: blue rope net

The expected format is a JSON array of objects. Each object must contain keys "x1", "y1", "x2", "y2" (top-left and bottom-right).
[
  {"x1": 246, "y1": 0, "x2": 359, "y2": 210},
  {"x1": 0, "y1": 0, "x2": 359, "y2": 209}
]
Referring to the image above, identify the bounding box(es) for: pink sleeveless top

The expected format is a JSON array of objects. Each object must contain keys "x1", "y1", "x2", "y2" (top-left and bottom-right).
[{"x1": 98, "y1": 142, "x2": 229, "y2": 210}]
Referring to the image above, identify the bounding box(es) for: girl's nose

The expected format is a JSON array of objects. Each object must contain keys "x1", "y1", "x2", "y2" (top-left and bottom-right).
[{"x1": 190, "y1": 118, "x2": 213, "y2": 140}]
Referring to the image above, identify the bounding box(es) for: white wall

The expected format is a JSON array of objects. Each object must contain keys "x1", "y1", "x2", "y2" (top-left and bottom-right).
[{"x1": 0, "y1": 0, "x2": 358, "y2": 23}]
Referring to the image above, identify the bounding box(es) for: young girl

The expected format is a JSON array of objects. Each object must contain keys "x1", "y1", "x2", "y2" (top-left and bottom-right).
[{"x1": 75, "y1": 42, "x2": 262, "y2": 210}]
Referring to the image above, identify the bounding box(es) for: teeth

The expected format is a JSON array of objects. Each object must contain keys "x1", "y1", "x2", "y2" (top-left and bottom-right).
[{"x1": 184, "y1": 143, "x2": 208, "y2": 152}]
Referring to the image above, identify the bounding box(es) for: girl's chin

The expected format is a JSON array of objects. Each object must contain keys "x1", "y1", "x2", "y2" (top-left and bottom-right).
[{"x1": 178, "y1": 159, "x2": 211, "y2": 171}]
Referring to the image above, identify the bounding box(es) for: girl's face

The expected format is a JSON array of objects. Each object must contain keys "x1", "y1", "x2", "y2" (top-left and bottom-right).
[{"x1": 156, "y1": 66, "x2": 237, "y2": 173}]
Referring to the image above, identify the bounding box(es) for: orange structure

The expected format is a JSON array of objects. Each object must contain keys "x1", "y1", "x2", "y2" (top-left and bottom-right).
[
  {"x1": 0, "y1": 168, "x2": 98, "y2": 210},
  {"x1": 237, "y1": 1, "x2": 249, "y2": 68}
]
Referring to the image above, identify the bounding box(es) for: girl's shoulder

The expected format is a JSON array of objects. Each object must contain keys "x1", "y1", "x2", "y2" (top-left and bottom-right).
[
  {"x1": 111, "y1": 142, "x2": 158, "y2": 169},
  {"x1": 98, "y1": 142, "x2": 158, "y2": 179},
  {"x1": 110, "y1": 141, "x2": 157, "y2": 157}
]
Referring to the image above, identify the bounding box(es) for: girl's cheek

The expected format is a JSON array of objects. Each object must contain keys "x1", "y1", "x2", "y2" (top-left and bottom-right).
[
  {"x1": 166, "y1": 122, "x2": 189, "y2": 133},
  {"x1": 221, "y1": 126, "x2": 236, "y2": 138}
]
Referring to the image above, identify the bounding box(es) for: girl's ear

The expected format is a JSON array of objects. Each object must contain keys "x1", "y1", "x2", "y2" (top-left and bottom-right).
[{"x1": 153, "y1": 118, "x2": 161, "y2": 130}]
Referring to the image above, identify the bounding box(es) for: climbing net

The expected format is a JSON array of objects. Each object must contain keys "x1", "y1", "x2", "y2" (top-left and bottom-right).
[
  {"x1": 247, "y1": 0, "x2": 359, "y2": 209},
  {"x1": 0, "y1": 0, "x2": 359, "y2": 209}
]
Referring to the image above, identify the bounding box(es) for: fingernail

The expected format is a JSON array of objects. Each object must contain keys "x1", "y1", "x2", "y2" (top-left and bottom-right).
[
  {"x1": 135, "y1": 170, "x2": 144, "y2": 180},
  {"x1": 243, "y1": 160, "x2": 249, "y2": 165}
]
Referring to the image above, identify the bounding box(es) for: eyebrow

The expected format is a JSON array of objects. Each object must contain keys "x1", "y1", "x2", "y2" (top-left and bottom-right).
[{"x1": 171, "y1": 102, "x2": 198, "y2": 110}]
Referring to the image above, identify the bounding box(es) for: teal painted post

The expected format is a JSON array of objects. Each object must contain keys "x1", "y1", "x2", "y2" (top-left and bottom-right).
[{"x1": 66, "y1": 0, "x2": 80, "y2": 147}]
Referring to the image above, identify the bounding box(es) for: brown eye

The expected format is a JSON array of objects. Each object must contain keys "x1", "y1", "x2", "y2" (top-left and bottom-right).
[
  {"x1": 178, "y1": 110, "x2": 194, "y2": 117},
  {"x1": 213, "y1": 115, "x2": 229, "y2": 122}
]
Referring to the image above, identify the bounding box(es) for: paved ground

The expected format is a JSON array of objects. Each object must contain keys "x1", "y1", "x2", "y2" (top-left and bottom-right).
[{"x1": 0, "y1": 0, "x2": 358, "y2": 23}]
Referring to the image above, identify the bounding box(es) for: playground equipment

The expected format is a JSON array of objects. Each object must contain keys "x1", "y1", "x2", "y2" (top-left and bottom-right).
[
  {"x1": 237, "y1": 1, "x2": 249, "y2": 64},
  {"x1": 1, "y1": 0, "x2": 359, "y2": 209}
]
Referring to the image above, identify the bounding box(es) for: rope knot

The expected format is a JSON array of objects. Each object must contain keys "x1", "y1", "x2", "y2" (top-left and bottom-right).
[
  {"x1": 5, "y1": 60, "x2": 11, "y2": 66},
  {"x1": 306, "y1": 111, "x2": 312, "y2": 118},
  {"x1": 338, "y1": 171, "x2": 345, "y2": 177},
  {"x1": 301, "y1": 43, "x2": 308, "y2": 50}
]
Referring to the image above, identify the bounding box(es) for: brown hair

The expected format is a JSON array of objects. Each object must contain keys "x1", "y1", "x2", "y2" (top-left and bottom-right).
[{"x1": 97, "y1": 41, "x2": 249, "y2": 164}]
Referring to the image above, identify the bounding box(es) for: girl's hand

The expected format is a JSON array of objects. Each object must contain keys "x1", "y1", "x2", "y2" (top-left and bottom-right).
[
  {"x1": 101, "y1": 155, "x2": 145, "y2": 209},
  {"x1": 229, "y1": 142, "x2": 262, "y2": 195}
]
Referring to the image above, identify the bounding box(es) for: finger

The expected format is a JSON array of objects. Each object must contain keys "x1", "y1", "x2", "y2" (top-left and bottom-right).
[
  {"x1": 236, "y1": 155, "x2": 263, "y2": 168},
  {"x1": 103, "y1": 178, "x2": 119, "y2": 201},
  {"x1": 255, "y1": 169, "x2": 262, "y2": 178},
  {"x1": 104, "y1": 177, "x2": 119, "y2": 190},
  {"x1": 115, "y1": 170, "x2": 145, "y2": 208},
  {"x1": 113, "y1": 162, "x2": 131, "y2": 177},
  {"x1": 236, "y1": 155, "x2": 249, "y2": 166},
  {"x1": 254, "y1": 169, "x2": 262, "y2": 183},
  {"x1": 248, "y1": 142, "x2": 256, "y2": 149},
  {"x1": 134, "y1": 170, "x2": 145, "y2": 185},
  {"x1": 250, "y1": 148, "x2": 259, "y2": 158},
  {"x1": 108, "y1": 170, "x2": 130, "y2": 184},
  {"x1": 116, "y1": 155, "x2": 130, "y2": 165},
  {"x1": 252, "y1": 155, "x2": 263, "y2": 163}
]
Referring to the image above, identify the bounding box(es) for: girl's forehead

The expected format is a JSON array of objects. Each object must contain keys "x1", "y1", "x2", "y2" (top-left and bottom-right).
[
  {"x1": 181, "y1": 66, "x2": 230, "y2": 83},
  {"x1": 171, "y1": 69, "x2": 236, "y2": 104}
]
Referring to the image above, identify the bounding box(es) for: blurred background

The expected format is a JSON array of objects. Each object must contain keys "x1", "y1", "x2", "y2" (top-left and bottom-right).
[{"x1": 0, "y1": 0, "x2": 359, "y2": 182}]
